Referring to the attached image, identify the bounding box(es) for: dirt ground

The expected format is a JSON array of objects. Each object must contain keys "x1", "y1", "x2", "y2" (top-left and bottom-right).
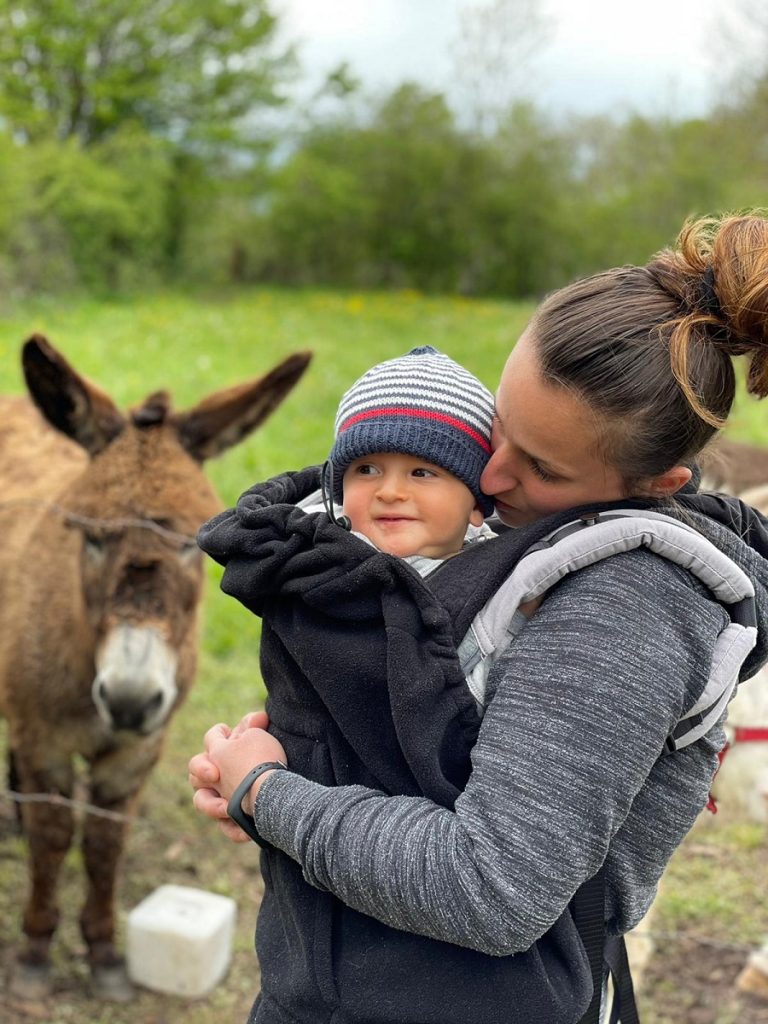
[
  {"x1": 635, "y1": 823, "x2": 768, "y2": 1024},
  {"x1": 1, "y1": 762, "x2": 766, "y2": 1024},
  {"x1": 640, "y1": 940, "x2": 768, "y2": 1024}
]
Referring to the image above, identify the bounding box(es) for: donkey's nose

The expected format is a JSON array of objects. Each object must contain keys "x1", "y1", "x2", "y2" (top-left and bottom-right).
[
  {"x1": 99, "y1": 687, "x2": 164, "y2": 733},
  {"x1": 93, "y1": 624, "x2": 178, "y2": 735}
]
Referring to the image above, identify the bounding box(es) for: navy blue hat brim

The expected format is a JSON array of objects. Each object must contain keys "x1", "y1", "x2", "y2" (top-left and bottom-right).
[{"x1": 329, "y1": 418, "x2": 495, "y2": 517}]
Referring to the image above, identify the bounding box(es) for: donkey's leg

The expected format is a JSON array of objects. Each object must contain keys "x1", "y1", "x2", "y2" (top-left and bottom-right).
[
  {"x1": 80, "y1": 801, "x2": 138, "y2": 1001},
  {"x1": 8, "y1": 747, "x2": 22, "y2": 830},
  {"x1": 11, "y1": 759, "x2": 75, "y2": 997},
  {"x1": 79, "y1": 741, "x2": 160, "y2": 1001}
]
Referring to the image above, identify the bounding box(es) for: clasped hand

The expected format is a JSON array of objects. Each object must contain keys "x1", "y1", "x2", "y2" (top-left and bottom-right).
[{"x1": 188, "y1": 710, "x2": 287, "y2": 843}]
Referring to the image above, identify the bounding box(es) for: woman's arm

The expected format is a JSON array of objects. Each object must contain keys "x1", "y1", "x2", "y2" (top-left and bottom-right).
[{"x1": 252, "y1": 549, "x2": 725, "y2": 954}]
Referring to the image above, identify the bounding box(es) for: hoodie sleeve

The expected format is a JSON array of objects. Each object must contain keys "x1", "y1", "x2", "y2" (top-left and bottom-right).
[{"x1": 253, "y1": 548, "x2": 728, "y2": 955}]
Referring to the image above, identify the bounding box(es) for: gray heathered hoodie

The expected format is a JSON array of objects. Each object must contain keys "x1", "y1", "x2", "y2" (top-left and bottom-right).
[{"x1": 252, "y1": 507, "x2": 768, "y2": 956}]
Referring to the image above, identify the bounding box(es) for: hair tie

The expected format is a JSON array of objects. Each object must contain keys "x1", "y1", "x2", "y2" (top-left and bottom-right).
[{"x1": 700, "y1": 266, "x2": 722, "y2": 319}]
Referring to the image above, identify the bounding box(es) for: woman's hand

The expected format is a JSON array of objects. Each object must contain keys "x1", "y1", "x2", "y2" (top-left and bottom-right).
[{"x1": 188, "y1": 710, "x2": 287, "y2": 842}]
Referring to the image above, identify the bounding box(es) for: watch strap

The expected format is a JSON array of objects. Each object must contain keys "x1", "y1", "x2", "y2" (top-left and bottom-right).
[{"x1": 226, "y1": 760, "x2": 288, "y2": 846}]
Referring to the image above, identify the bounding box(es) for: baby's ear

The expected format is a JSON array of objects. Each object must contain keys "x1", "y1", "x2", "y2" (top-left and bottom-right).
[{"x1": 470, "y1": 505, "x2": 485, "y2": 527}]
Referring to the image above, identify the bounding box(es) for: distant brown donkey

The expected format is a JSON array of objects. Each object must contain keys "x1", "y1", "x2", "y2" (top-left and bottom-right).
[{"x1": 0, "y1": 335, "x2": 311, "y2": 1001}]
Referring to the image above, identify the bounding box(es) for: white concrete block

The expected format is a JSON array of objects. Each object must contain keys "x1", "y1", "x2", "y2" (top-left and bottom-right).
[{"x1": 126, "y1": 884, "x2": 237, "y2": 998}]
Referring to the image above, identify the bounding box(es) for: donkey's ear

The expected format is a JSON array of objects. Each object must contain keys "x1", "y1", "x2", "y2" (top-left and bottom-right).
[
  {"x1": 22, "y1": 334, "x2": 126, "y2": 455},
  {"x1": 174, "y1": 350, "x2": 312, "y2": 462}
]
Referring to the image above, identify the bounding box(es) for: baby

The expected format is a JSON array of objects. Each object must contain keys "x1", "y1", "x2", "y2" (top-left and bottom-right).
[{"x1": 323, "y1": 345, "x2": 496, "y2": 573}]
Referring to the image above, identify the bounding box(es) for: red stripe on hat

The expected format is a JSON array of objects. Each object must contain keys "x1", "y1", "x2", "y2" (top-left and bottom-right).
[{"x1": 339, "y1": 407, "x2": 491, "y2": 453}]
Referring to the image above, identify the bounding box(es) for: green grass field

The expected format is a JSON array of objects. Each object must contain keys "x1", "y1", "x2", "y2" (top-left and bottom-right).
[{"x1": 0, "y1": 287, "x2": 766, "y2": 1024}]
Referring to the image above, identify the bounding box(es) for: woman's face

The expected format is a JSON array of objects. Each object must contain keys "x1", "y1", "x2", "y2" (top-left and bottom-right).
[{"x1": 479, "y1": 331, "x2": 629, "y2": 527}]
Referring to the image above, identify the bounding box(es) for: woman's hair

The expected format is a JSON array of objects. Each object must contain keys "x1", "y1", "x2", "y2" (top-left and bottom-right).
[{"x1": 529, "y1": 213, "x2": 768, "y2": 489}]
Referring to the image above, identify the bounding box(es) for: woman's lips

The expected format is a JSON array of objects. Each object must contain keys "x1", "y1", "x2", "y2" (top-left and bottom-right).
[{"x1": 493, "y1": 500, "x2": 516, "y2": 514}]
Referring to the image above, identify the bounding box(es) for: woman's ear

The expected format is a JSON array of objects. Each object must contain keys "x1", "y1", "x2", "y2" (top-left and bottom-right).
[{"x1": 645, "y1": 465, "x2": 693, "y2": 497}]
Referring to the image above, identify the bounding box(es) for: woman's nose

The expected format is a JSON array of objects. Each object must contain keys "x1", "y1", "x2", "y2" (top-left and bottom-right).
[{"x1": 480, "y1": 449, "x2": 518, "y2": 495}]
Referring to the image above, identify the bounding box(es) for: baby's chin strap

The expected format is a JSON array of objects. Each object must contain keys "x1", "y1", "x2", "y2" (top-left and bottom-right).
[{"x1": 321, "y1": 460, "x2": 351, "y2": 531}]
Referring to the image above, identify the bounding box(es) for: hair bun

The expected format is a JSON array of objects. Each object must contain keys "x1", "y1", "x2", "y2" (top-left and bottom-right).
[
  {"x1": 683, "y1": 215, "x2": 768, "y2": 398},
  {"x1": 699, "y1": 267, "x2": 722, "y2": 319}
]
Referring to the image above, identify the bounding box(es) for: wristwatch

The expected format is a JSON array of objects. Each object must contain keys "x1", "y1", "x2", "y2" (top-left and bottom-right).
[{"x1": 226, "y1": 761, "x2": 289, "y2": 846}]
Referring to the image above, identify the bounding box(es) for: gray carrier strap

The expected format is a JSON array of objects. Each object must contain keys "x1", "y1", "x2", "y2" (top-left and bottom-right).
[{"x1": 470, "y1": 509, "x2": 758, "y2": 752}]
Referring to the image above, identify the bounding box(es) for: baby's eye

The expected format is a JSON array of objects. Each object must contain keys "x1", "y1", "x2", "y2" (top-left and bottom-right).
[
  {"x1": 354, "y1": 463, "x2": 379, "y2": 476},
  {"x1": 411, "y1": 467, "x2": 437, "y2": 479}
]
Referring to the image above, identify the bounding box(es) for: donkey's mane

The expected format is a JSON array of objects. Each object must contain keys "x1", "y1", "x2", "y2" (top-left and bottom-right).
[{"x1": 131, "y1": 390, "x2": 172, "y2": 428}]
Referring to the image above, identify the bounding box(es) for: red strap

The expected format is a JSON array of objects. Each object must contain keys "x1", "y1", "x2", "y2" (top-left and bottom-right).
[
  {"x1": 706, "y1": 742, "x2": 731, "y2": 814},
  {"x1": 733, "y1": 726, "x2": 768, "y2": 743}
]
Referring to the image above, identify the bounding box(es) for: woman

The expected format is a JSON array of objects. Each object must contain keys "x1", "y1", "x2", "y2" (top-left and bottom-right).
[{"x1": 189, "y1": 213, "x2": 768, "y2": 1024}]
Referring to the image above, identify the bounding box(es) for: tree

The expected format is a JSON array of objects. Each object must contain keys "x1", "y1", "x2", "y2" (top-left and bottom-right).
[
  {"x1": 449, "y1": 0, "x2": 553, "y2": 135},
  {"x1": 0, "y1": 0, "x2": 292, "y2": 150}
]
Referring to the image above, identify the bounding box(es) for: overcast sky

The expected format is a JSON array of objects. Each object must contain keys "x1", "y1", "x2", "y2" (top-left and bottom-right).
[{"x1": 276, "y1": 0, "x2": 732, "y2": 120}]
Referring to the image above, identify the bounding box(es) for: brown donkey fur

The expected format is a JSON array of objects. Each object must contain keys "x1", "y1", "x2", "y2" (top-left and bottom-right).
[
  {"x1": 700, "y1": 435, "x2": 768, "y2": 503},
  {"x1": 0, "y1": 335, "x2": 311, "y2": 1000}
]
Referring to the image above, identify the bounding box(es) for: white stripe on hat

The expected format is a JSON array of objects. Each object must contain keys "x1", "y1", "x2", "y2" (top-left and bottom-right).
[{"x1": 334, "y1": 351, "x2": 494, "y2": 438}]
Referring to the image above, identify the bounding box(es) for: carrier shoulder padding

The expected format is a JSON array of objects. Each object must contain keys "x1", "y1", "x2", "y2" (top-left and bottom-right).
[{"x1": 471, "y1": 510, "x2": 757, "y2": 752}]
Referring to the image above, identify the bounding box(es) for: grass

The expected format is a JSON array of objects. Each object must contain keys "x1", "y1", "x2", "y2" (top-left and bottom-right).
[
  {"x1": 0, "y1": 285, "x2": 766, "y2": 1023},
  {"x1": 0, "y1": 286, "x2": 534, "y2": 677},
  {"x1": 0, "y1": 285, "x2": 532, "y2": 1023}
]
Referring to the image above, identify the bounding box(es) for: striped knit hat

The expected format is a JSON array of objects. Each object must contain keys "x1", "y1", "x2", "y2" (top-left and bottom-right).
[{"x1": 329, "y1": 346, "x2": 495, "y2": 515}]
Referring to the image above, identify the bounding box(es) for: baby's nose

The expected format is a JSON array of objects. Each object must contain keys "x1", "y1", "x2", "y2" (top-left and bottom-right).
[{"x1": 376, "y1": 475, "x2": 408, "y2": 500}]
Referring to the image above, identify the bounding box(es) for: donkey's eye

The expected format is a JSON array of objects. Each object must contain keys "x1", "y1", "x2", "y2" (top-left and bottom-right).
[{"x1": 83, "y1": 533, "x2": 107, "y2": 560}]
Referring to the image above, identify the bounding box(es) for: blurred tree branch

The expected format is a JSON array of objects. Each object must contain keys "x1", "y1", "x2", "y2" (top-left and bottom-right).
[{"x1": 449, "y1": 0, "x2": 553, "y2": 135}]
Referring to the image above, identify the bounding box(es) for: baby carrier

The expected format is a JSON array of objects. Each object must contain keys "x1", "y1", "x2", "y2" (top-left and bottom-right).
[
  {"x1": 427, "y1": 504, "x2": 757, "y2": 1024},
  {"x1": 199, "y1": 467, "x2": 758, "y2": 1024}
]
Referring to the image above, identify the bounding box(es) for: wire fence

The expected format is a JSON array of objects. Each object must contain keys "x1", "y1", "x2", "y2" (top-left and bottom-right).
[
  {"x1": 0, "y1": 785, "x2": 764, "y2": 960},
  {"x1": 0, "y1": 497, "x2": 197, "y2": 545}
]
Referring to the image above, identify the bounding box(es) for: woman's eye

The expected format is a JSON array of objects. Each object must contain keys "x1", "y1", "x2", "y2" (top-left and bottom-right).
[{"x1": 528, "y1": 457, "x2": 557, "y2": 483}]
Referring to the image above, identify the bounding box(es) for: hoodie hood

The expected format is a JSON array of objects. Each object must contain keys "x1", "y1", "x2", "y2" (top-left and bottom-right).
[{"x1": 675, "y1": 490, "x2": 768, "y2": 681}]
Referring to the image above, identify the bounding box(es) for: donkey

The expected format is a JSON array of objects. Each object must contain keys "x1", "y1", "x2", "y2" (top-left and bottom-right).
[
  {"x1": 0, "y1": 334, "x2": 311, "y2": 1001},
  {"x1": 700, "y1": 436, "x2": 768, "y2": 824},
  {"x1": 700, "y1": 434, "x2": 768, "y2": 501}
]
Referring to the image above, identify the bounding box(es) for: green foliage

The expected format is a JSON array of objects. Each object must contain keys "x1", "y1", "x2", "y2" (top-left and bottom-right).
[
  {"x1": 0, "y1": 0, "x2": 290, "y2": 150},
  {"x1": 0, "y1": 129, "x2": 177, "y2": 293},
  {"x1": 0, "y1": 0, "x2": 293, "y2": 294},
  {"x1": 4, "y1": 13, "x2": 768, "y2": 301},
  {"x1": 256, "y1": 88, "x2": 580, "y2": 296},
  {"x1": 256, "y1": 150, "x2": 373, "y2": 286}
]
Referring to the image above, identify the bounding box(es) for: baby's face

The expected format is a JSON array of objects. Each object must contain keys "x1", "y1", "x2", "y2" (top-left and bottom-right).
[{"x1": 342, "y1": 452, "x2": 483, "y2": 559}]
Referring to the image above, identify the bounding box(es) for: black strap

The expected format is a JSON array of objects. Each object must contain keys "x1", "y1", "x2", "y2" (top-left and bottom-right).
[
  {"x1": 572, "y1": 868, "x2": 606, "y2": 1024},
  {"x1": 605, "y1": 934, "x2": 642, "y2": 1024},
  {"x1": 226, "y1": 761, "x2": 289, "y2": 846},
  {"x1": 572, "y1": 868, "x2": 643, "y2": 1024}
]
